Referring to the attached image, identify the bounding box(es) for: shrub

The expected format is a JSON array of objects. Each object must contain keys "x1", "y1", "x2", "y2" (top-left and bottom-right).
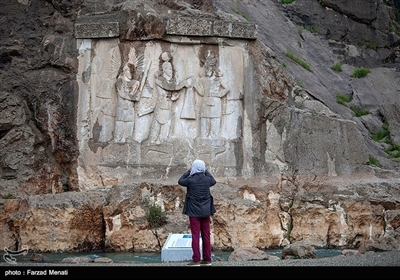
[{"x1": 146, "y1": 201, "x2": 167, "y2": 229}]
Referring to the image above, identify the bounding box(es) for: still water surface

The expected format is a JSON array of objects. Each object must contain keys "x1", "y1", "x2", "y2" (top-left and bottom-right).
[{"x1": 1, "y1": 249, "x2": 343, "y2": 264}]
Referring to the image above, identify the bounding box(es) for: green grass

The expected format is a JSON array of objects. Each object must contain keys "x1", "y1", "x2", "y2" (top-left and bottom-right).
[
  {"x1": 336, "y1": 94, "x2": 370, "y2": 117},
  {"x1": 231, "y1": 7, "x2": 250, "y2": 21},
  {"x1": 371, "y1": 122, "x2": 400, "y2": 158},
  {"x1": 331, "y1": 62, "x2": 342, "y2": 72},
  {"x1": 369, "y1": 156, "x2": 381, "y2": 167},
  {"x1": 336, "y1": 93, "x2": 352, "y2": 106},
  {"x1": 304, "y1": 25, "x2": 318, "y2": 33},
  {"x1": 281, "y1": 0, "x2": 295, "y2": 4},
  {"x1": 395, "y1": 8, "x2": 400, "y2": 24},
  {"x1": 386, "y1": 144, "x2": 400, "y2": 158},
  {"x1": 351, "y1": 106, "x2": 370, "y2": 117},
  {"x1": 372, "y1": 128, "x2": 390, "y2": 142},
  {"x1": 285, "y1": 52, "x2": 312, "y2": 72},
  {"x1": 366, "y1": 43, "x2": 378, "y2": 51},
  {"x1": 351, "y1": 67, "x2": 371, "y2": 78},
  {"x1": 373, "y1": 130, "x2": 390, "y2": 142}
]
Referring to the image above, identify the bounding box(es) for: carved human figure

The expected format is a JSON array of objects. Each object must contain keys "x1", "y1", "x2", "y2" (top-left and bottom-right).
[
  {"x1": 194, "y1": 51, "x2": 230, "y2": 138},
  {"x1": 180, "y1": 77, "x2": 197, "y2": 120},
  {"x1": 151, "y1": 52, "x2": 186, "y2": 143},
  {"x1": 114, "y1": 62, "x2": 140, "y2": 143},
  {"x1": 90, "y1": 44, "x2": 120, "y2": 143}
]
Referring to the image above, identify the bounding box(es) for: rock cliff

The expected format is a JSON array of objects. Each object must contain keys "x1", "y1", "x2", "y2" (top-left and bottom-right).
[{"x1": 0, "y1": 0, "x2": 399, "y2": 253}]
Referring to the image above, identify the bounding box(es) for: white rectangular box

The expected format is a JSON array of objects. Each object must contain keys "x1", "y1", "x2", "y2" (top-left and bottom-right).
[{"x1": 161, "y1": 233, "x2": 202, "y2": 262}]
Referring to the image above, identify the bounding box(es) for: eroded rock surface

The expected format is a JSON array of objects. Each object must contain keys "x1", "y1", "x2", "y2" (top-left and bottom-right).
[{"x1": 0, "y1": 0, "x2": 399, "y2": 253}]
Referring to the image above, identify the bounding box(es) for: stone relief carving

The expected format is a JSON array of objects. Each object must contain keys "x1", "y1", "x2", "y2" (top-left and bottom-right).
[
  {"x1": 105, "y1": 46, "x2": 236, "y2": 145},
  {"x1": 150, "y1": 51, "x2": 186, "y2": 144},
  {"x1": 194, "y1": 50, "x2": 230, "y2": 138},
  {"x1": 114, "y1": 48, "x2": 143, "y2": 143},
  {"x1": 90, "y1": 41, "x2": 120, "y2": 143},
  {"x1": 132, "y1": 43, "x2": 158, "y2": 144},
  {"x1": 78, "y1": 40, "x2": 247, "y2": 181}
]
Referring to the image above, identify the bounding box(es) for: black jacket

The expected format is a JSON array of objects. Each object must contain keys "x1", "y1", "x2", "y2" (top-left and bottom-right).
[{"x1": 178, "y1": 170, "x2": 217, "y2": 218}]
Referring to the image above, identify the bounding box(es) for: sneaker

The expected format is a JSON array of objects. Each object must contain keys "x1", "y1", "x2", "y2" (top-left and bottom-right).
[
  {"x1": 186, "y1": 261, "x2": 201, "y2": 266},
  {"x1": 200, "y1": 260, "x2": 212, "y2": 266}
]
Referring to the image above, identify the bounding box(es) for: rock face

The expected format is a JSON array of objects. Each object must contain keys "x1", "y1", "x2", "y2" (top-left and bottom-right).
[
  {"x1": 2, "y1": 175, "x2": 400, "y2": 253},
  {"x1": 0, "y1": 0, "x2": 400, "y2": 253},
  {"x1": 1, "y1": 191, "x2": 107, "y2": 252}
]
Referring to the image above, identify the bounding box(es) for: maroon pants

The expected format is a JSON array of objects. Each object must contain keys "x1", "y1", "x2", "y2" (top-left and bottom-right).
[{"x1": 189, "y1": 216, "x2": 212, "y2": 262}]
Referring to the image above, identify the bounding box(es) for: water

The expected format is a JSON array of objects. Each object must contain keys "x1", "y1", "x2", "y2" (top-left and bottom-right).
[{"x1": 1, "y1": 249, "x2": 342, "y2": 264}]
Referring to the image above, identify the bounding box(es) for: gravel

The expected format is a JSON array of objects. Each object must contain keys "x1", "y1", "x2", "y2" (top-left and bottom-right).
[{"x1": 1, "y1": 250, "x2": 399, "y2": 267}]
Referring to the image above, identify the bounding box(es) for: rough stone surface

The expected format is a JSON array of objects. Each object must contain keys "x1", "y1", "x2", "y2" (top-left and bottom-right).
[
  {"x1": 0, "y1": 0, "x2": 400, "y2": 254},
  {"x1": 75, "y1": 22, "x2": 120, "y2": 38},
  {"x1": 227, "y1": 247, "x2": 268, "y2": 261},
  {"x1": 1, "y1": 174, "x2": 400, "y2": 253},
  {"x1": 282, "y1": 240, "x2": 317, "y2": 259}
]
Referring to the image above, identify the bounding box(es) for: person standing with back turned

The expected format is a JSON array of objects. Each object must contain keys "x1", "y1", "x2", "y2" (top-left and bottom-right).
[{"x1": 178, "y1": 159, "x2": 217, "y2": 266}]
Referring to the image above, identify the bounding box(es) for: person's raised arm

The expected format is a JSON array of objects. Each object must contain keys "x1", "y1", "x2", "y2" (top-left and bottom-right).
[
  {"x1": 205, "y1": 170, "x2": 216, "y2": 186},
  {"x1": 178, "y1": 170, "x2": 191, "y2": 186}
]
